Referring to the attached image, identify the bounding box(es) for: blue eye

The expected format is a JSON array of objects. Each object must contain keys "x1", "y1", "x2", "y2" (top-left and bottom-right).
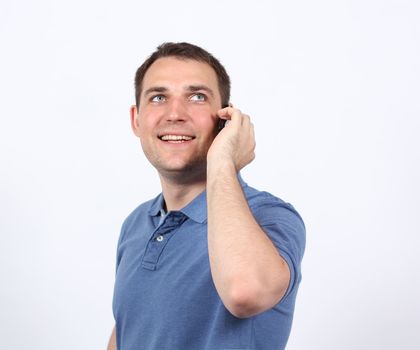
[
  {"x1": 151, "y1": 95, "x2": 166, "y2": 103},
  {"x1": 190, "y1": 93, "x2": 206, "y2": 102}
]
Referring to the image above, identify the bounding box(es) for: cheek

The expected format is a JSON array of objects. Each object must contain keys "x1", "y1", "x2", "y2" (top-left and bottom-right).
[
  {"x1": 137, "y1": 121, "x2": 155, "y2": 149},
  {"x1": 193, "y1": 111, "x2": 218, "y2": 131},
  {"x1": 137, "y1": 115, "x2": 154, "y2": 136},
  {"x1": 200, "y1": 122, "x2": 218, "y2": 145}
]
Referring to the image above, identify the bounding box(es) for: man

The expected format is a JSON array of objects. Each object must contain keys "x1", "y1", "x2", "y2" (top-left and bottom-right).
[{"x1": 108, "y1": 42, "x2": 305, "y2": 350}]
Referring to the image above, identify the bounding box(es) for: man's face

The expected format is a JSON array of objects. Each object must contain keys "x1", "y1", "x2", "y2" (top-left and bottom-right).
[{"x1": 131, "y1": 57, "x2": 222, "y2": 181}]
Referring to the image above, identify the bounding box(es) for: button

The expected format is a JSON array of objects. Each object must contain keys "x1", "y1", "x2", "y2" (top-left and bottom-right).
[{"x1": 156, "y1": 235, "x2": 164, "y2": 242}]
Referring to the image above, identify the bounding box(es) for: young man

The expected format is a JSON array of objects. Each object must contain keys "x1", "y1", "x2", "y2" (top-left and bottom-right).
[{"x1": 108, "y1": 42, "x2": 305, "y2": 350}]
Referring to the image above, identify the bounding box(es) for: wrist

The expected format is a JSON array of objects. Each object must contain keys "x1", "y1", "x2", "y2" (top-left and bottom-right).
[{"x1": 207, "y1": 157, "x2": 236, "y2": 181}]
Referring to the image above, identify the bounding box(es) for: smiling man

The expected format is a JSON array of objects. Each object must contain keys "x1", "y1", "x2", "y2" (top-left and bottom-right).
[{"x1": 108, "y1": 42, "x2": 305, "y2": 350}]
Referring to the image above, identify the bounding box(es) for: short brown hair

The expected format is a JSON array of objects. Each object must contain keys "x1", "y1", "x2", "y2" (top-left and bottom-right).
[{"x1": 134, "y1": 42, "x2": 231, "y2": 108}]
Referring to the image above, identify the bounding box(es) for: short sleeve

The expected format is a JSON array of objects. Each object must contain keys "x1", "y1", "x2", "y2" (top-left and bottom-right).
[{"x1": 252, "y1": 199, "x2": 306, "y2": 299}]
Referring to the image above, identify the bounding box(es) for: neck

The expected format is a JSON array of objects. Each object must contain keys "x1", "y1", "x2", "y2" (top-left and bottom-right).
[{"x1": 159, "y1": 174, "x2": 207, "y2": 211}]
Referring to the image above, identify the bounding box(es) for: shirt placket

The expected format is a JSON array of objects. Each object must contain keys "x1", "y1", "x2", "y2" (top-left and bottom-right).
[{"x1": 141, "y1": 212, "x2": 187, "y2": 270}]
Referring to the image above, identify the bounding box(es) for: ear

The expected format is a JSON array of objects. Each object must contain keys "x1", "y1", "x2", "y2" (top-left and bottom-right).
[{"x1": 130, "y1": 105, "x2": 141, "y2": 137}]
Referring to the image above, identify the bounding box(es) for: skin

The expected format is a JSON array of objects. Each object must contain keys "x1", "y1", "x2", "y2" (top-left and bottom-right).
[
  {"x1": 206, "y1": 107, "x2": 290, "y2": 318},
  {"x1": 130, "y1": 57, "x2": 222, "y2": 210},
  {"x1": 107, "y1": 327, "x2": 116, "y2": 350},
  {"x1": 108, "y1": 56, "x2": 290, "y2": 349}
]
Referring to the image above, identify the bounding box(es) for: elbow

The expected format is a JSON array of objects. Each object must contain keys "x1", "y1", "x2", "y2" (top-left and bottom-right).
[
  {"x1": 225, "y1": 287, "x2": 258, "y2": 318},
  {"x1": 223, "y1": 282, "x2": 279, "y2": 319},
  {"x1": 222, "y1": 275, "x2": 289, "y2": 319}
]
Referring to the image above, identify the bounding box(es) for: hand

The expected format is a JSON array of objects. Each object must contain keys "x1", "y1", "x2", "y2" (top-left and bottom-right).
[{"x1": 207, "y1": 107, "x2": 256, "y2": 172}]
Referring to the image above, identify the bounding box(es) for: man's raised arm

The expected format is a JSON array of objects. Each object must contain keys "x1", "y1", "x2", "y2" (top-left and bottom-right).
[{"x1": 206, "y1": 107, "x2": 290, "y2": 318}]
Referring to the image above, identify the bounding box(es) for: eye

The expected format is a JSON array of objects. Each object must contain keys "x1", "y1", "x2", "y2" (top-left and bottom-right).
[
  {"x1": 151, "y1": 95, "x2": 166, "y2": 103},
  {"x1": 190, "y1": 93, "x2": 206, "y2": 102}
]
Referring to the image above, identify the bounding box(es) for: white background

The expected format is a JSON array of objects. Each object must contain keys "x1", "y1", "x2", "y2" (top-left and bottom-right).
[{"x1": 1, "y1": 0, "x2": 419, "y2": 349}]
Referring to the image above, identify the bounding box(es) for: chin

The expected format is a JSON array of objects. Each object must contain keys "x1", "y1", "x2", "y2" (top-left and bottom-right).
[{"x1": 156, "y1": 161, "x2": 207, "y2": 182}]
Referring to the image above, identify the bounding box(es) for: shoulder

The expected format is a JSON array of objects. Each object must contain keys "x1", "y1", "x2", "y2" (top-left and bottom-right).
[
  {"x1": 119, "y1": 194, "x2": 161, "y2": 240},
  {"x1": 242, "y1": 183, "x2": 306, "y2": 258},
  {"x1": 243, "y1": 184, "x2": 306, "y2": 296},
  {"x1": 243, "y1": 184, "x2": 305, "y2": 228}
]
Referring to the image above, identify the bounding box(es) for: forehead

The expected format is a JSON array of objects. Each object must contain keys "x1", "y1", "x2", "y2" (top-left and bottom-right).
[{"x1": 142, "y1": 57, "x2": 219, "y2": 90}]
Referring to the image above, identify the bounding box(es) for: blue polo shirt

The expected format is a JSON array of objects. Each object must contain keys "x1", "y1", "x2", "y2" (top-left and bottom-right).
[{"x1": 113, "y1": 178, "x2": 305, "y2": 350}]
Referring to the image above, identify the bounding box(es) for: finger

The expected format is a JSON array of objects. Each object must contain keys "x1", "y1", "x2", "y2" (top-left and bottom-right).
[
  {"x1": 250, "y1": 151, "x2": 256, "y2": 162},
  {"x1": 242, "y1": 114, "x2": 251, "y2": 127},
  {"x1": 217, "y1": 106, "x2": 241, "y2": 120},
  {"x1": 250, "y1": 121, "x2": 255, "y2": 137},
  {"x1": 230, "y1": 109, "x2": 244, "y2": 125},
  {"x1": 250, "y1": 122, "x2": 256, "y2": 149}
]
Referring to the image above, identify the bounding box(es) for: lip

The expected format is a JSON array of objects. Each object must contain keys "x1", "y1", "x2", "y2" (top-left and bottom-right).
[
  {"x1": 157, "y1": 132, "x2": 195, "y2": 138},
  {"x1": 159, "y1": 138, "x2": 195, "y2": 144},
  {"x1": 157, "y1": 131, "x2": 196, "y2": 142},
  {"x1": 160, "y1": 140, "x2": 194, "y2": 145},
  {"x1": 157, "y1": 133, "x2": 196, "y2": 147}
]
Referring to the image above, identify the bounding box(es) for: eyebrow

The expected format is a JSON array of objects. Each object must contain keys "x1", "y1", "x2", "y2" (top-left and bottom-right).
[
  {"x1": 143, "y1": 85, "x2": 215, "y2": 98},
  {"x1": 143, "y1": 86, "x2": 168, "y2": 97},
  {"x1": 185, "y1": 85, "x2": 215, "y2": 97}
]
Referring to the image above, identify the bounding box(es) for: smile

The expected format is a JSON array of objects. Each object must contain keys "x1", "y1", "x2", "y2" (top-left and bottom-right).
[{"x1": 159, "y1": 135, "x2": 195, "y2": 143}]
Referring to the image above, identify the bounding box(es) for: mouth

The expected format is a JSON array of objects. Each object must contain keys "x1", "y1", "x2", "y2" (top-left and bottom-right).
[{"x1": 158, "y1": 134, "x2": 196, "y2": 143}]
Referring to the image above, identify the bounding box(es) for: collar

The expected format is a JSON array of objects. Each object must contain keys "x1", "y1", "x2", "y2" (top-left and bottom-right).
[
  {"x1": 148, "y1": 194, "x2": 166, "y2": 217},
  {"x1": 147, "y1": 173, "x2": 247, "y2": 224}
]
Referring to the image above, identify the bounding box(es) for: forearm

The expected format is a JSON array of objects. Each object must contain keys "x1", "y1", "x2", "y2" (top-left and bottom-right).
[
  {"x1": 107, "y1": 326, "x2": 116, "y2": 350},
  {"x1": 207, "y1": 162, "x2": 290, "y2": 318}
]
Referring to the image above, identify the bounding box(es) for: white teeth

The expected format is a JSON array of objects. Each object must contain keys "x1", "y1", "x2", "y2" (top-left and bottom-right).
[{"x1": 161, "y1": 135, "x2": 193, "y2": 141}]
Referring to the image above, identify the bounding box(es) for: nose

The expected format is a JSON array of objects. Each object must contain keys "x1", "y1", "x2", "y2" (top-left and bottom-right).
[{"x1": 166, "y1": 98, "x2": 188, "y2": 123}]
